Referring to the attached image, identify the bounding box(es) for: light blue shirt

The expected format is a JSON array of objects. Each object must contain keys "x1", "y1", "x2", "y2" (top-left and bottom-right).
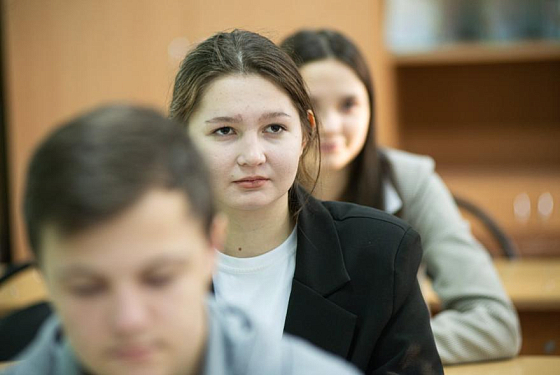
[{"x1": 3, "y1": 298, "x2": 362, "y2": 375}]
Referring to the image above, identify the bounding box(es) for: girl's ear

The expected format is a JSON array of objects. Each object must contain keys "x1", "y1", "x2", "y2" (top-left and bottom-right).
[
  {"x1": 302, "y1": 109, "x2": 316, "y2": 151},
  {"x1": 307, "y1": 109, "x2": 316, "y2": 130}
]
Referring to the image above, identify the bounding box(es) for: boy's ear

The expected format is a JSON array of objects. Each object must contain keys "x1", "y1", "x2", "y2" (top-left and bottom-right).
[{"x1": 209, "y1": 213, "x2": 228, "y2": 252}]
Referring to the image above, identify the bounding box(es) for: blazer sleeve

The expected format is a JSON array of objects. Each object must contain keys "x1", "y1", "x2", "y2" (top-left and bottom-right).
[
  {"x1": 369, "y1": 227, "x2": 443, "y2": 375},
  {"x1": 401, "y1": 161, "x2": 521, "y2": 364}
]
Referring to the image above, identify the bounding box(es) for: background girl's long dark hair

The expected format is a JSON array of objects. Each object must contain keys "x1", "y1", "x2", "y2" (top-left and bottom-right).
[{"x1": 281, "y1": 29, "x2": 397, "y2": 211}]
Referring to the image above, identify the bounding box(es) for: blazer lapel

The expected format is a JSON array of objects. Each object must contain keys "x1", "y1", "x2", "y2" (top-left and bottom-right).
[
  {"x1": 285, "y1": 279, "x2": 357, "y2": 358},
  {"x1": 284, "y1": 190, "x2": 357, "y2": 358}
]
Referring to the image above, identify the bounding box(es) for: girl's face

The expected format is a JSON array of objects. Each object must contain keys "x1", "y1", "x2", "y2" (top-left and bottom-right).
[
  {"x1": 188, "y1": 74, "x2": 304, "y2": 213},
  {"x1": 300, "y1": 59, "x2": 370, "y2": 172}
]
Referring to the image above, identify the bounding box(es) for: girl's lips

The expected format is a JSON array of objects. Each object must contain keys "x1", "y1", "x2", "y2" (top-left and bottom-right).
[{"x1": 233, "y1": 177, "x2": 269, "y2": 188}]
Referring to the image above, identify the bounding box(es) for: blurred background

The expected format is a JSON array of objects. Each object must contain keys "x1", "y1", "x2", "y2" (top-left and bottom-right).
[
  {"x1": 0, "y1": 0, "x2": 559, "y2": 262},
  {"x1": 0, "y1": 0, "x2": 560, "y2": 359}
]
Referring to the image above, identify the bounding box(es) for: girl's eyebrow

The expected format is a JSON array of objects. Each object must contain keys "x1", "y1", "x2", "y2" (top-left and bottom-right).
[
  {"x1": 259, "y1": 111, "x2": 291, "y2": 121},
  {"x1": 205, "y1": 112, "x2": 291, "y2": 124},
  {"x1": 205, "y1": 115, "x2": 242, "y2": 124}
]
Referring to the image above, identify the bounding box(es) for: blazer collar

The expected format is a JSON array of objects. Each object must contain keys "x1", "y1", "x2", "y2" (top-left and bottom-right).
[
  {"x1": 209, "y1": 189, "x2": 350, "y2": 297},
  {"x1": 293, "y1": 188, "x2": 350, "y2": 296},
  {"x1": 285, "y1": 188, "x2": 356, "y2": 358}
]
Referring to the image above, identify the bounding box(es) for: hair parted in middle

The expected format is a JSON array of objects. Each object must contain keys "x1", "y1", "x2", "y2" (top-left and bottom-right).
[{"x1": 169, "y1": 29, "x2": 320, "y2": 210}]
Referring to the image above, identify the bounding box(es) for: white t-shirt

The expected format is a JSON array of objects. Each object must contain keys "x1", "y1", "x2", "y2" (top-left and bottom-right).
[{"x1": 213, "y1": 227, "x2": 297, "y2": 343}]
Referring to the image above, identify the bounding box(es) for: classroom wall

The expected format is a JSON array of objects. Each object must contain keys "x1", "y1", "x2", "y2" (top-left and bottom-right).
[{"x1": 2, "y1": 0, "x2": 396, "y2": 261}]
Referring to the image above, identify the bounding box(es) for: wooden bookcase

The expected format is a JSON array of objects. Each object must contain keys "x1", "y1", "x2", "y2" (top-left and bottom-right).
[{"x1": 387, "y1": 41, "x2": 560, "y2": 257}]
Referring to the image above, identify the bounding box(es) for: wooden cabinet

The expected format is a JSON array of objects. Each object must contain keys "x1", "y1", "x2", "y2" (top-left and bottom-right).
[
  {"x1": 3, "y1": 0, "x2": 387, "y2": 262},
  {"x1": 387, "y1": 41, "x2": 560, "y2": 256}
]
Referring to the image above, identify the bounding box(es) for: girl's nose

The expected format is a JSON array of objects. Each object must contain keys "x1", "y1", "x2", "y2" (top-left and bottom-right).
[
  {"x1": 318, "y1": 109, "x2": 341, "y2": 136},
  {"x1": 237, "y1": 134, "x2": 266, "y2": 166}
]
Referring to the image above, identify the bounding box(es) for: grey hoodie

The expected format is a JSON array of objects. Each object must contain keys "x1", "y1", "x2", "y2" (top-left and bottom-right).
[{"x1": 2, "y1": 298, "x2": 361, "y2": 375}]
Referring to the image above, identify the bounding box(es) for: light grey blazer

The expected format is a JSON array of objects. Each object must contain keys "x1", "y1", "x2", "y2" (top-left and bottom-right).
[{"x1": 384, "y1": 148, "x2": 521, "y2": 364}]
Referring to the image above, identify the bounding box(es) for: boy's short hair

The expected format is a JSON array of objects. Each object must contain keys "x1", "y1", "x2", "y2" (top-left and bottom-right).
[{"x1": 24, "y1": 104, "x2": 215, "y2": 258}]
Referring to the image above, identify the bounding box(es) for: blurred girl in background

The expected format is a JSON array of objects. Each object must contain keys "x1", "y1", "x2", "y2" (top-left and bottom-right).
[{"x1": 280, "y1": 28, "x2": 521, "y2": 364}]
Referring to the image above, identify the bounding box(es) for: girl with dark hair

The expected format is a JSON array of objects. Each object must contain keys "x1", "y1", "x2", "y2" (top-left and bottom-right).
[
  {"x1": 170, "y1": 29, "x2": 443, "y2": 374},
  {"x1": 280, "y1": 29, "x2": 521, "y2": 364}
]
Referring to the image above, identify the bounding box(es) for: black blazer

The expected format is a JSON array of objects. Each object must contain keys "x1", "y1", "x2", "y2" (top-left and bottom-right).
[{"x1": 283, "y1": 191, "x2": 443, "y2": 374}]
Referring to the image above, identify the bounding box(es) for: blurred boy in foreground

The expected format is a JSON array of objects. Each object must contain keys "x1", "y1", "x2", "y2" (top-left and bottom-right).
[{"x1": 3, "y1": 105, "x2": 360, "y2": 375}]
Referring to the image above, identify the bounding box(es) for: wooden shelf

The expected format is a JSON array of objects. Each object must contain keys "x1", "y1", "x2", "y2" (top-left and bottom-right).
[
  {"x1": 401, "y1": 124, "x2": 560, "y2": 168},
  {"x1": 395, "y1": 53, "x2": 560, "y2": 169},
  {"x1": 391, "y1": 40, "x2": 560, "y2": 66},
  {"x1": 384, "y1": 7, "x2": 560, "y2": 257}
]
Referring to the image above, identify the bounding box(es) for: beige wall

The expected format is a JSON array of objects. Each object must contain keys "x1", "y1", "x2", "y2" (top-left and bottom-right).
[{"x1": 3, "y1": 0, "x2": 395, "y2": 261}]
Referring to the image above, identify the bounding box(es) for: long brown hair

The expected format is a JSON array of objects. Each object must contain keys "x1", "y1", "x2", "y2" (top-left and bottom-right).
[
  {"x1": 281, "y1": 29, "x2": 389, "y2": 210},
  {"x1": 169, "y1": 29, "x2": 319, "y2": 214}
]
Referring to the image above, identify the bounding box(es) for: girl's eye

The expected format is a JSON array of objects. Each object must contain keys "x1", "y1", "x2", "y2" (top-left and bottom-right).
[
  {"x1": 213, "y1": 126, "x2": 235, "y2": 136},
  {"x1": 341, "y1": 98, "x2": 357, "y2": 112},
  {"x1": 265, "y1": 124, "x2": 285, "y2": 134}
]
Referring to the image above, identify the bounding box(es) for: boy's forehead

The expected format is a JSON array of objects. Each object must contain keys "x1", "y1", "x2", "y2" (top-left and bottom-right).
[
  {"x1": 40, "y1": 230, "x2": 205, "y2": 284},
  {"x1": 38, "y1": 190, "x2": 209, "y2": 271}
]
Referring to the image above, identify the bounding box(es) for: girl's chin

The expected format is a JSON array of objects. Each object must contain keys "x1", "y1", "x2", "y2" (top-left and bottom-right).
[
  {"x1": 219, "y1": 194, "x2": 290, "y2": 213},
  {"x1": 220, "y1": 200, "x2": 276, "y2": 212},
  {"x1": 320, "y1": 159, "x2": 349, "y2": 172}
]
